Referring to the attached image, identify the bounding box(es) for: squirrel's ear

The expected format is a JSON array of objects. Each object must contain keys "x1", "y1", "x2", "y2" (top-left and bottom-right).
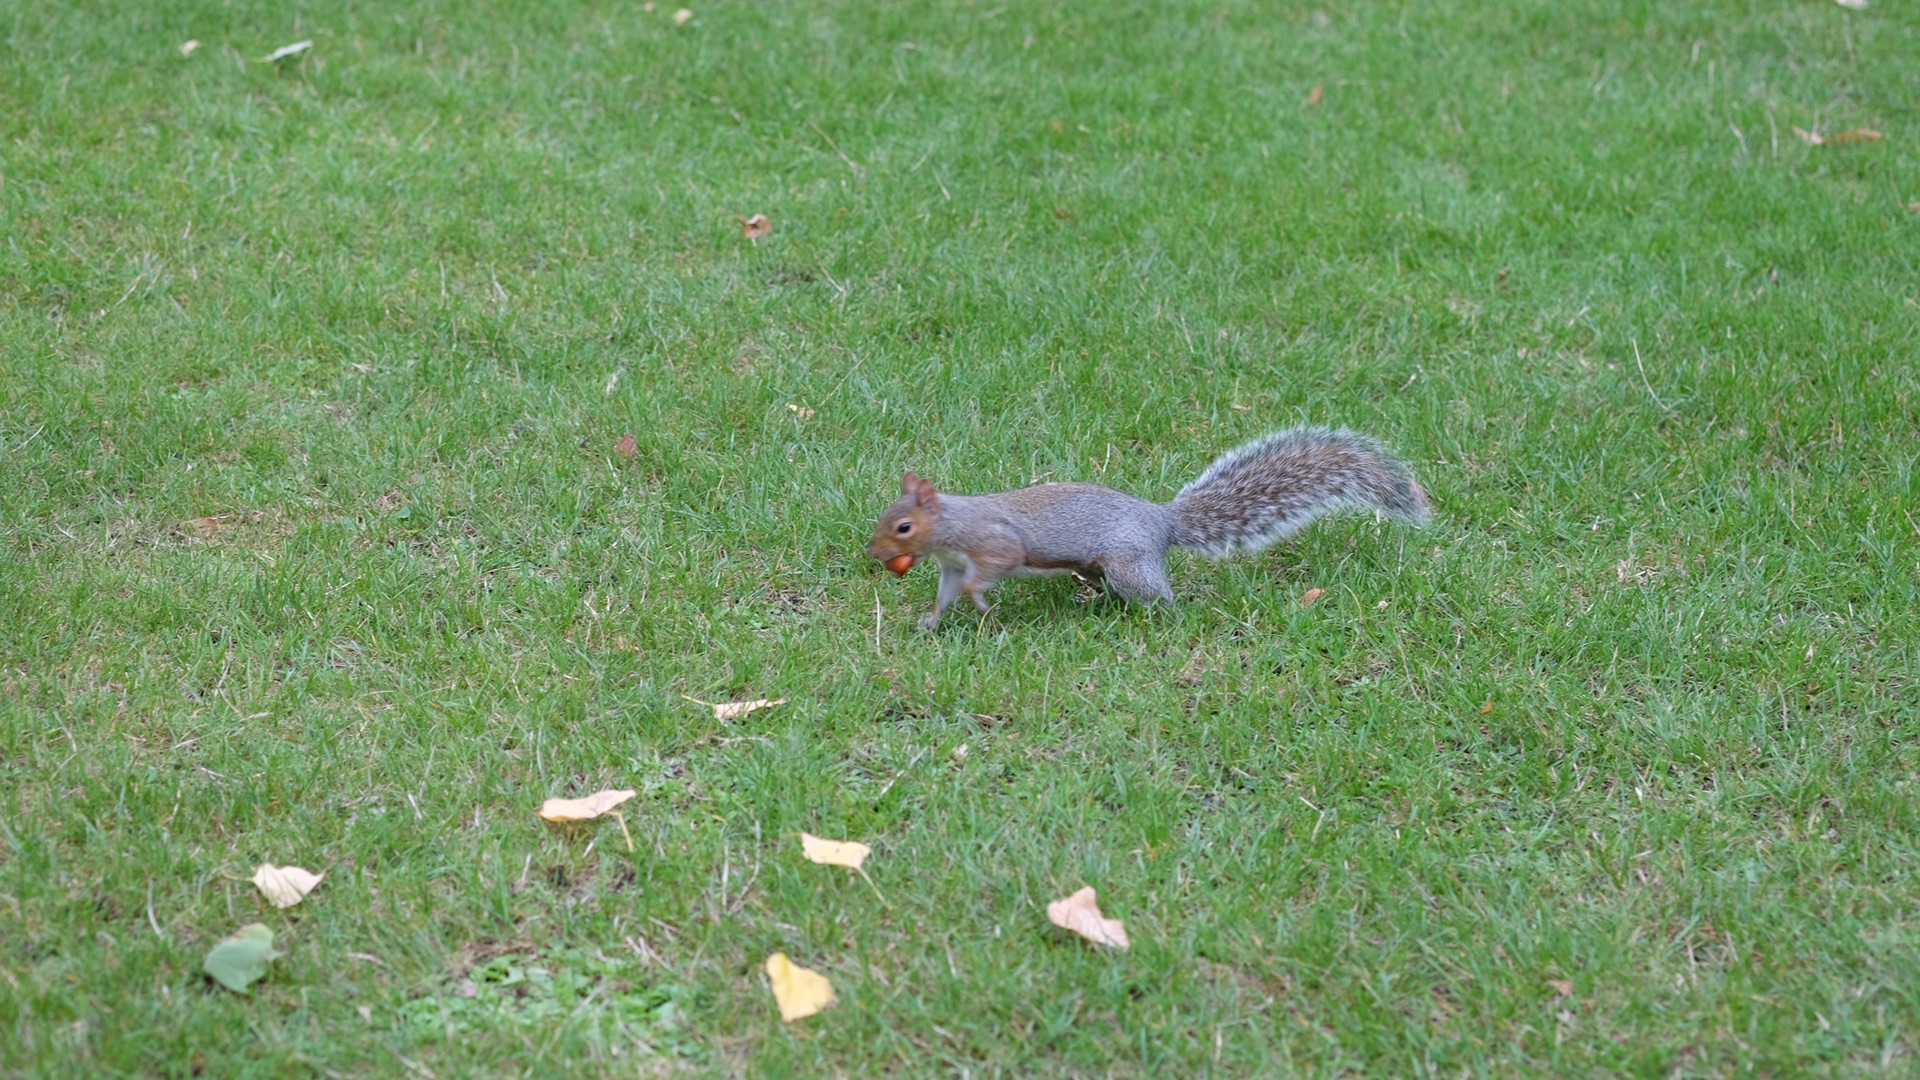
[
  {"x1": 901, "y1": 471, "x2": 920, "y2": 496},
  {"x1": 911, "y1": 477, "x2": 940, "y2": 509}
]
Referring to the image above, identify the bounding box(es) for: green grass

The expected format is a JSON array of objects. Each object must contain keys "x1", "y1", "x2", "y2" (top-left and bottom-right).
[{"x1": 2, "y1": 0, "x2": 1917, "y2": 1074}]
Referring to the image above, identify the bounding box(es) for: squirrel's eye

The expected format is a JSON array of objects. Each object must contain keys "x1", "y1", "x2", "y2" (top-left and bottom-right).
[{"x1": 896, "y1": 521, "x2": 912, "y2": 535}]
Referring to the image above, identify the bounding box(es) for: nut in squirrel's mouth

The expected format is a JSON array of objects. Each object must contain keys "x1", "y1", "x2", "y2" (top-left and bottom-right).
[{"x1": 884, "y1": 554, "x2": 915, "y2": 576}]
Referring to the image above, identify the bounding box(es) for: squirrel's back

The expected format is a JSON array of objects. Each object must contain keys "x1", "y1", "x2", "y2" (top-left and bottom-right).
[{"x1": 1169, "y1": 426, "x2": 1430, "y2": 557}]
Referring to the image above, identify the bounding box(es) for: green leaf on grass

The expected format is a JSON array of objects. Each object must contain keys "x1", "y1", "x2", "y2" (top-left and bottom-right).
[{"x1": 204, "y1": 923, "x2": 279, "y2": 993}]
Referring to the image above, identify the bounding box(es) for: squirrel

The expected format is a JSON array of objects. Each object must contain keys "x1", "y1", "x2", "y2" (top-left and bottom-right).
[{"x1": 867, "y1": 425, "x2": 1431, "y2": 629}]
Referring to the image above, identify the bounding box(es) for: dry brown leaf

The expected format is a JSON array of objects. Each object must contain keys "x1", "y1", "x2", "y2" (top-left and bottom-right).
[
  {"x1": 1299, "y1": 587, "x2": 1325, "y2": 607},
  {"x1": 786, "y1": 403, "x2": 814, "y2": 419},
  {"x1": 1053, "y1": 207, "x2": 1076, "y2": 221},
  {"x1": 685, "y1": 696, "x2": 786, "y2": 720},
  {"x1": 800, "y1": 833, "x2": 871, "y2": 870},
  {"x1": 251, "y1": 864, "x2": 324, "y2": 908},
  {"x1": 614, "y1": 433, "x2": 638, "y2": 459},
  {"x1": 1305, "y1": 83, "x2": 1324, "y2": 108},
  {"x1": 672, "y1": 8, "x2": 694, "y2": 25},
  {"x1": 1826, "y1": 129, "x2": 1883, "y2": 145},
  {"x1": 1546, "y1": 978, "x2": 1575, "y2": 997},
  {"x1": 1046, "y1": 886, "x2": 1130, "y2": 949},
  {"x1": 738, "y1": 213, "x2": 771, "y2": 239},
  {"x1": 1908, "y1": 201, "x2": 1920, "y2": 213},
  {"x1": 1480, "y1": 699, "x2": 1493, "y2": 715},
  {"x1": 765, "y1": 952, "x2": 834, "y2": 1021},
  {"x1": 537, "y1": 789, "x2": 636, "y2": 822}
]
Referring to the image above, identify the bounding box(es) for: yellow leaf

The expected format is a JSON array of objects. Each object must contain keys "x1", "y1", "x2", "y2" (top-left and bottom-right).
[
  {"x1": 800, "y1": 833, "x2": 871, "y2": 870},
  {"x1": 1046, "y1": 886, "x2": 1130, "y2": 949},
  {"x1": 1826, "y1": 129, "x2": 1882, "y2": 145},
  {"x1": 684, "y1": 696, "x2": 786, "y2": 720},
  {"x1": 250, "y1": 864, "x2": 324, "y2": 908},
  {"x1": 765, "y1": 952, "x2": 835, "y2": 1021},
  {"x1": 537, "y1": 789, "x2": 636, "y2": 822}
]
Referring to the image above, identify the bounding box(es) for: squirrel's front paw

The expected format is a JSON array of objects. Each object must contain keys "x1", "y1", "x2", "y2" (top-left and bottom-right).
[{"x1": 918, "y1": 613, "x2": 943, "y2": 631}]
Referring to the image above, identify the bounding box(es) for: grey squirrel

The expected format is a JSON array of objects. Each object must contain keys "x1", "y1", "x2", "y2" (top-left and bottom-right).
[{"x1": 867, "y1": 425, "x2": 1431, "y2": 629}]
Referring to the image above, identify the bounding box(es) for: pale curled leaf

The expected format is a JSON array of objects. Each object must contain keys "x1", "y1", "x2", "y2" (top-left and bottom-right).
[
  {"x1": 686, "y1": 696, "x2": 786, "y2": 720},
  {"x1": 765, "y1": 952, "x2": 834, "y2": 1021},
  {"x1": 672, "y1": 8, "x2": 694, "y2": 25},
  {"x1": 1547, "y1": 978, "x2": 1575, "y2": 997},
  {"x1": 1046, "y1": 886, "x2": 1130, "y2": 949},
  {"x1": 262, "y1": 40, "x2": 312, "y2": 63},
  {"x1": 537, "y1": 789, "x2": 636, "y2": 822},
  {"x1": 800, "y1": 833, "x2": 871, "y2": 870},
  {"x1": 738, "y1": 213, "x2": 771, "y2": 239},
  {"x1": 251, "y1": 863, "x2": 324, "y2": 908},
  {"x1": 1299, "y1": 587, "x2": 1325, "y2": 607},
  {"x1": 204, "y1": 923, "x2": 279, "y2": 993},
  {"x1": 180, "y1": 40, "x2": 201, "y2": 57}
]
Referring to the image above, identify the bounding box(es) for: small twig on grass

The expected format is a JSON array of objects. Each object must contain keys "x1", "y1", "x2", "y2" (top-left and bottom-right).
[
  {"x1": 1632, "y1": 338, "x2": 1673, "y2": 413},
  {"x1": 146, "y1": 878, "x2": 165, "y2": 941},
  {"x1": 807, "y1": 117, "x2": 864, "y2": 178}
]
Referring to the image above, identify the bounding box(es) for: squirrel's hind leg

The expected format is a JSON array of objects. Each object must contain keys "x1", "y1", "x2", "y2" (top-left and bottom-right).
[{"x1": 1101, "y1": 555, "x2": 1174, "y2": 606}]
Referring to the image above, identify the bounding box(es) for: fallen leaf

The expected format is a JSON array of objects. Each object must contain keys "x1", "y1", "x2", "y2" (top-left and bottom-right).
[
  {"x1": 1046, "y1": 886, "x2": 1130, "y2": 949},
  {"x1": 1547, "y1": 978, "x2": 1575, "y2": 997},
  {"x1": 1826, "y1": 129, "x2": 1882, "y2": 145},
  {"x1": 786, "y1": 403, "x2": 814, "y2": 419},
  {"x1": 204, "y1": 924, "x2": 279, "y2": 993},
  {"x1": 1305, "y1": 83, "x2": 1324, "y2": 107},
  {"x1": 250, "y1": 864, "x2": 324, "y2": 908},
  {"x1": 738, "y1": 213, "x2": 771, "y2": 240},
  {"x1": 1053, "y1": 207, "x2": 1076, "y2": 221},
  {"x1": 951, "y1": 743, "x2": 970, "y2": 762},
  {"x1": 1480, "y1": 699, "x2": 1493, "y2": 715},
  {"x1": 684, "y1": 696, "x2": 786, "y2": 720},
  {"x1": 1834, "y1": 0, "x2": 1867, "y2": 9},
  {"x1": 765, "y1": 953, "x2": 834, "y2": 1021},
  {"x1": 614, "y1": 433, "x2": 638, "y2": 459},
  {"x1": 537, "y1": 789, "x2": 636, "y2": 822},
  {"x1": 261, "y1": 40, "x2": 312, "y2": 63},
  {"x1": 800, "y1": 833, "x2": 871, "y2": 870},
  {"x1": 180, "y1": 40, "x2": 201, "y2": 57},
  {"x1": 673, "y1": 8, "x2": 694, "y2": 25},
  {"x1": 1793, "y1": 126, "x2": 1824, "y2": 146},
  {"x1": 1908, "y1": 201, "x2": 1920, "y2": 213},
  {"x1": 1299, "y1": 587, "x2": 1325, "y2": 607}
]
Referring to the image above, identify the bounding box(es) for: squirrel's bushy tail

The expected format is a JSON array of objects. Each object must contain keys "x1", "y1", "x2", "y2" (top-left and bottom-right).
[{"x1": 1168, "y1": 426, "x2": 1431, "y2": 557}]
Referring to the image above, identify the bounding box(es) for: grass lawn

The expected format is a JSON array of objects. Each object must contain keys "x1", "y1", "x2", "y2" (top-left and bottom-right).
[{"x1": 3, "y1": 0, "x2": 1917, "y2": 1074}]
